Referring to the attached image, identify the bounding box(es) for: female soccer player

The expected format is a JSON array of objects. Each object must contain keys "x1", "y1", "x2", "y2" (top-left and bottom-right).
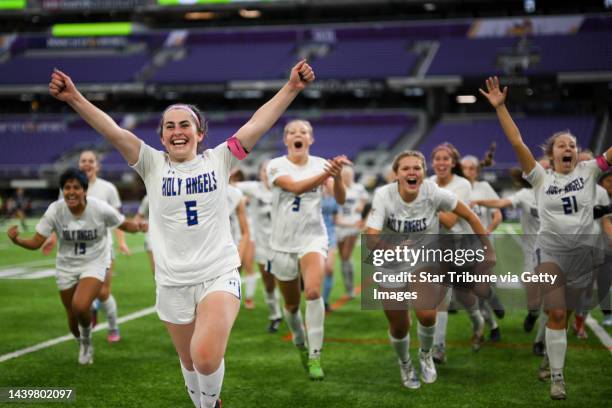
[
  {"x1": 235, "y1": 161, "x2": 283, "y2": 332},
  {"x1": 7, "y1": 168, "x2": 144, "y2": 365},
  {"x1": 267, "y1": 119, "x2": 348, "y2": 381},
  {"x1": 335, "y1": 166, "x2": 369, "y2": 299},
  {"x1": 429, "y1": 143, "x2": 487, "y2": 363},
  {"x1": 43, "y1": 150, "x2": 131, "y2": 343},
  {"x1": 49, "y1": 60, "x2": 315, "y2": 408},
  {"x1": 480, "y1": 75, "x2": 612, "y2": 400},
  {"x1": 366, "y1": 151, "x2": 493, "y2": 389}
]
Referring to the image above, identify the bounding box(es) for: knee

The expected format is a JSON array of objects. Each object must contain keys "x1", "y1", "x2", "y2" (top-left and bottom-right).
[
  {"x1": 548, "y1": 309, "x2": 566, "y2": 324},
  {"x1": 389, "y1": 325, "x2": 409, "y2": 339},
  {"x1": 304, "y1": 287, "x2": 320, "y2": 300},
  {"x1": 284, "y1": 303, "x2": 299, "y2": 314},
  {"x1": 97, "y1": 286, "x2": 110, "y2": 301},
  {"x1": 71, "y1": 299, "x2": 91, "y2": 318},
  {"x1": 191, "y1": 345, "x2": 221, "y2": 375},
  {"x1": 417, "y1": 310, "x2": 436, "y2": 327}
]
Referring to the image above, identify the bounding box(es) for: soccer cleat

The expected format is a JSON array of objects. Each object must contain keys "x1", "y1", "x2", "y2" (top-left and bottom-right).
[
  {"x1": 532, "y1": 341, "x2": 545, "y2": 357},
  {"x1": 244, "y1": 299, "x2": 255, "y2": 310},
  {"x1": 107, "y1": 329, "x2": 121, "y2": 343},
  {"x1": 399, "y1": 360, "x2": 421, "y2": 389},
  {"x1": 418, "y1": 350, "x2": 437, "y2": 384},
  {"x1": 576, "y1": 325, "x2": 588, "y2": 339},
  {"x1": 78, "y1": 340, "x2": 94, "y2": 365},
  {"x1": 432, "y1": 344, "x2": 446, "y2": 364},
  {"x1": 470, "y1": 333, "x2": 485, "y2": 352},
  {"x1": 550, "y1": 373, "x2": 567, "y2": 400},
  {"x1": 268, "y1": 318, "x2": 282, "y2": 333},
  {"x1": 488, "y1": 291, "x2": 505, "y2": 319},
  {"x1": 602, "y1": 314, "x2": 612, "y2": 327},
  {"x1": 324, "y1": 302, "x2": 333, "y2": 313},
  {"x1": 538, "y1": 355, "x2": 550, "y2": 382},
  {"x1": 523, "y1": 312, "x2": 538, "y2": 332},
  {"x1": 308, "y1": 358, "x2": 324, "y2": 381},
  {"x1": 298, "y1": 345, "x2": 309, "y2": 371},
  {"x1": 490, "y1": 327, "x2": 501, "y2": 343}
]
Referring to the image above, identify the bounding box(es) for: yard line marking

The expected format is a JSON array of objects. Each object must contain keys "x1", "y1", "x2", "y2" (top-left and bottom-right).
[
  {"x1": 0, "y1": 306, "x2": 156, "y2": 363},
  {"x1": 585, "y1": 314, "x2": 612, "y2": 354}
]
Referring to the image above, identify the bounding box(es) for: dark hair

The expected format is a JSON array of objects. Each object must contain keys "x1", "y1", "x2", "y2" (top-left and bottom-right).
[
  {"x1": 509, "y1": 167, "x2": 531, "y2": 189},
  {"x1": 431, "y1": 142, "x2": 465, "y2": 178},
  {"x1": 60, "y1": 168, "x2": 89, "y2": 191},
  {"x1": 158, "y1": 104, "x2": 208, "y2": 153}
]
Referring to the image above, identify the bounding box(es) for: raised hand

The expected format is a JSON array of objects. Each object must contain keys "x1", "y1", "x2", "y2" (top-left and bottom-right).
[
  {"x1": 479, "y1": 76, "x2": 508, "y2": 109},
  {"x1": 7, "y1": 225, "x2": 19, "y2": 242},
  {"x1": 288, "y1": 60, "x2": 315, "y2": 91},
  {"x1": 49, "y1": 68, "x2": 80, "y2": 103}
]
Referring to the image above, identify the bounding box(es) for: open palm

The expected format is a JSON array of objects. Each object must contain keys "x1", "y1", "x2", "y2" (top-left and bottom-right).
[{"x1": 479, "y1": 76, "x2": 508, "y2": 108}]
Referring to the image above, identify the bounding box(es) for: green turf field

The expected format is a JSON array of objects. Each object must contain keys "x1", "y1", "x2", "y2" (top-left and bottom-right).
[{"x1": 0, "y1": 220, "x2": 610, "y2": 407}]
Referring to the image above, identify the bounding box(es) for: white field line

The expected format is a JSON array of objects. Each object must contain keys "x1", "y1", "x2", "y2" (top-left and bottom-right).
[
  {"x1": 0, "y1": 306, "x2": 156, "y2": 363},
  {"x1": 585, "y1": 314, "x2": 612, "y2": 354}
]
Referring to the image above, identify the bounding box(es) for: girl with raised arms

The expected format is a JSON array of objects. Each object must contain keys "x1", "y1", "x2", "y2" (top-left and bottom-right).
[{"x1": 49, "y1": 60, "x2": 315, "y2": 408}]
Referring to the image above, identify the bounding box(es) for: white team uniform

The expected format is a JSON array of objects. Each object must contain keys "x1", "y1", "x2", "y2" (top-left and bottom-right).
[
  {"x1": 336, "y1": 182, "x2": 369, "y2": 241},
  {"x1": 594, "y1": 185, "x2": 609, "y2": 265},
  {"x1": 525, "y1": 160, "x2": 602, "y2": 288},
  {"x1": 36, "y1": 197, "x2": 125, "y2": 290},
  {"x1": 236, "y1": 181, "x2": 273, "y2": 265},
  {"x1": 131, "y1": 141, "x2": 242, "y2": 324},
  {"x1": 267, "y1": 155, "x2": 328, "y2": 281},
  {"x1": 366, "y1": 181, "x2": 458, "y2": 286},
  {"x1": 428, "y1": 174, "x2": 473, "y2": 234},
  {"x1": 507, "y1": 188, "x2": 540, "y2": 272},
  {"x1": 470, "y1": 181, "x2": 500, "y2": 230},
  {"x1": 59, "y1": 177, "x2": 121, "y2": 259},
  {"x1": 227, "y1": 184, "x2": 245, "y2": 246},
  {"x1": 137, "y1": 195, "x2": 151, "y2": 251}
]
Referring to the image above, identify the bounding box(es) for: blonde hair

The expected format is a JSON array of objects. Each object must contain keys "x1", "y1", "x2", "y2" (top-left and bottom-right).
[
  {"x1": 392, "y1": 150, "x2": 427, "y2": 173},
  {"x1": 284, "y1": 119, "x2": 313, "y2": 137},
  {"x1": 540, "y1": 130, "x2": 577, "y2": 169}
]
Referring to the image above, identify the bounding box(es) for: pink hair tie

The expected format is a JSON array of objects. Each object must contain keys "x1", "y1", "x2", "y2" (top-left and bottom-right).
[
  {"x1": 596, "y1": 154, "x2": 610, "y2": 171},
  {"x1": 227, "y1": 136, "x2": 249, "y2": 160}
]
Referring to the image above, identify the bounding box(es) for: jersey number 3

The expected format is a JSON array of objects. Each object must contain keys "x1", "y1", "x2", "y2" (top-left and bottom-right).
[
  {"x1": 561, "y1": 196, "x2": 578, "y2": 215},
  {"x1": 292, "y1": 196, "x2": 301, "y2": 212},
  {"x1": 185, "y1": 201, "x2": 199, "y2": 226}
]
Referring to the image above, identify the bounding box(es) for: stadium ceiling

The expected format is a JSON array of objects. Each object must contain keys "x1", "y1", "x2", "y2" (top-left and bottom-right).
[{"x1": 2, "y1": 0, "x2": 611, "y2": 30}]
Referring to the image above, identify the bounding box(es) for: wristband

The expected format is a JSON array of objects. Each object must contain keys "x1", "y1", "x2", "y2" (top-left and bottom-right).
[
  {"x1": 596, "y1": 154, "x2": 610, "y2": 171},
  {"x1": 227, "y1": 136, "x2": 249, "y2": 160}
]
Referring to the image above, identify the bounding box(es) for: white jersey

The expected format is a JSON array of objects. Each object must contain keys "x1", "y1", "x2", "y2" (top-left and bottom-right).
[
  {"x1": 267, "y1": 155, "x2": 328, "y2": 252},
  {"x1": 507, "y1": 187, "x2": 539, "y2": 256},
  {"x1": 470, "y1": 181, "x2": 500, "y2": 229},
  {"x1": 227, "y1": 184, "x2": 244, "y2": 244},
  {"x1": 131, "y1": 141, "x2": 241, "y2": 286},
  {"x1": 525, "y1": 160, "x2": 601, "y2": 251},
  {"x1": 137, "y1": 195, "x2": 149, "y2": 219},
  {"x1": 338, "y1": 183, "x2": 369, "y2": 224},
  {"x1": 367, "y1": 180, "x2": 457, "y2": 239},
  {"x1": 595, "y1": 184, "x2": 609, "y2": 235},
  {"x1": 36, "y1": 197, "x2": 124, "y2": 273},
  {"x1": 236, "y1": 181, "x2": 272, "y2": 244},
  {"x1": 428, "y1": 174, "x2": 472, "y2": 234}
]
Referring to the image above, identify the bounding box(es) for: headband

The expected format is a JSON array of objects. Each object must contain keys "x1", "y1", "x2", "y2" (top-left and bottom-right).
[{"x1": 163, "y1": 104, "x2": 201, "y2": 129}]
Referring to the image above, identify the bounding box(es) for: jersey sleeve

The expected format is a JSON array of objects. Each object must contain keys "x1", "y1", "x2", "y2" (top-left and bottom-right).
[
  {"x1": 366, "y1": 188, "x2": 387, "y2": 231},
  {"x1": 212, "y1": 142, "x2": 239, "y2": 182},
  {"x1": 131, "y1": 141, "x2": 161, "y2": 182},
  {"x1": 267, "y1": 158, "x2": 291, "y2": 186},
  {"x1": 35, "y1": 202, "x2": 58, "y2": 238},
  {"x1": 524, "y1": 162, "x2": 546, "y2": 190},
  {"x1": 433, "y1": 184, "x2": 458, "y2": 212},
  {"x1": 100, "y1": 200, "x2": 126, "y2": 229},
  {"x1": 108, "y1": 182, "x2": 122, "y2": 210}
]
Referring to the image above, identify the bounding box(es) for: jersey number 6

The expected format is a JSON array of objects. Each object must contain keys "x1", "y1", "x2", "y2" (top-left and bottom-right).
[{"x1": 185, "y1": 201, "x2": 199, "y2": 226}]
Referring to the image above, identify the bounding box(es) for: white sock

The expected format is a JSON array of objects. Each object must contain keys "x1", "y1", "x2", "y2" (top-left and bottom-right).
[
  {"x1": 245, "y1": 274, "x2": 257, "y2": 300},
  {"x1": 434, "y1": 311, "x2": 448, "y2": 346},
  {"x1": 468, "y1": 309, "x2": 485, "y2": 335},
  {"x1": 196, "y1": 360, "x2": 224, "y2": 408},
  {"x1": 545, "y1": 327, "x2": 567, "y2": 377},
  {"x1": 389, "y1": 332, "x2": 411, "y2": 364},
  {"x1": 264, "y1": 289, "x2": 281, "y2": 320},
  {"x1": 481, "y1": 301, "x2": 498, "y2": 329},
  {"x1": 283, "y1": 307, "x2": 306, "y2": 346},
  {"x1": 418, "y1": 322, "x2": 435, "y2": 352},
  {"x1": 79, "y1": 323, "x2": 92, "y2": 344},
  {"x1": 535, "y1": 313, "x2": 548, "y2": 343},
  {"x1": 180, "y1": 361, "x2": 200, "y2": 408},
  {"x1": 305, "y1": 298, "x2": 325, "y2": 358},
  {"x1": 102, "y1": 295, "x2": 118, "y2": 331}
]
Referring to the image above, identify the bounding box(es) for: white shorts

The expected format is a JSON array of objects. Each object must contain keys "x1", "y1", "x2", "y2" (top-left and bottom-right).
[
  {"x1": 534, "y1": 246, "x2": 595, "y2": 289},
  {"x1": 336, "y1": 226, "x2": 360, "y2": 242},
  {"x1": 270, "y1": 238, "x2": 328, "y2": 282},
  {"x1": 155, "y1": 269, "x2": 241, "y2": 325},
  {"x1": 56, "y1": 265, "x2": 108, "y2": 291},
  {"x1": 255, "y1": 241, "x2": 271, "y2": 265}
]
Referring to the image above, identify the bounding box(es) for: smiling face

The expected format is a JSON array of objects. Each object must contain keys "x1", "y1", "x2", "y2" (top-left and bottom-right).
[
  {"x1": 284, "y1": 120, "x2": 313, "y2": 159},
  {"x1": 461, "y1": 158, "x2": 479, "y2": 183},
  {"x1": 396, "y1": 155, "x2": 425, "y2": 195},
  {"x1": 78, "y1": 151, "x2": 98, "y2": 181},
  {"x1": 432, "y1": 149, "x2": 455, "y2": 180},
  {"x1": 160, "y1": 108, "x2": 203, "y2": 162},
  {"x1": 62, "y1": 178, "x2": 86, "y2": 211},
  {"x1": 550, "y1": 133, "x2": 577, "y2": 174}
]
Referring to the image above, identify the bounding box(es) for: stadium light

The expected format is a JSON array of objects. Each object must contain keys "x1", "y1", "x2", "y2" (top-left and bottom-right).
[
  {"x1": 239, "y1": 9, "x2": 261, "y2": 18},
  {"x1": 524, "y1": 0, "x2": 535, "y2": 13},
  {"x1": 456, "y1": 95, "x2": 477, "y2": 104},
  {"x1": 185, "y1": 11, "x2": 217, "y2": 20}
]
